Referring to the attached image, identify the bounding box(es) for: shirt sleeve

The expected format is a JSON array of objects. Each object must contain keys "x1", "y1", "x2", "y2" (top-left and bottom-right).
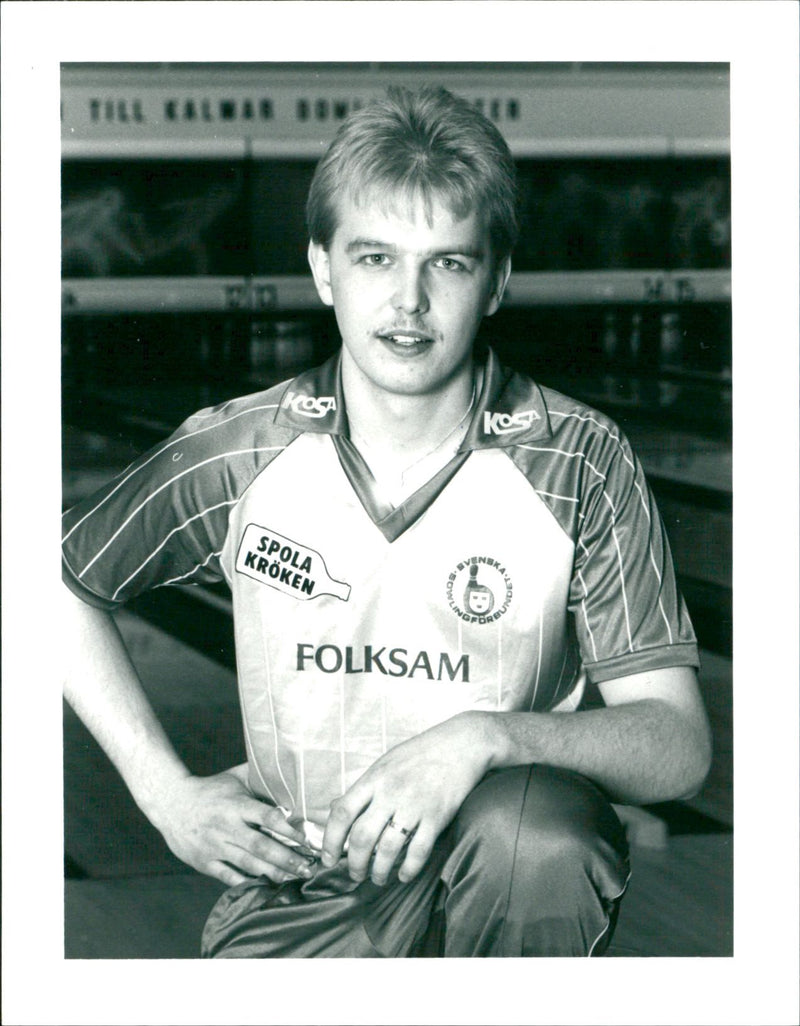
[
  {"x1": 568, "y1": 426, "x2": 699, "y2": 683},
  {"x1": 62, "y1": 407, "x2": 259, "y2": 610}
]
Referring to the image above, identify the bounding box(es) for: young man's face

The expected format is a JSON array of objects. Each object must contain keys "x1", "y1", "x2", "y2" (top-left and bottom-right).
[{"x1": 308, "y1": 190, "x2": 510, "y2": 400}]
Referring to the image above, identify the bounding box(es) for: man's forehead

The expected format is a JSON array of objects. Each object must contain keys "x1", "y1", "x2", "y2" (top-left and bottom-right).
[{"x1": 333, "y1": 186, "x2": 488, "y2": 246}]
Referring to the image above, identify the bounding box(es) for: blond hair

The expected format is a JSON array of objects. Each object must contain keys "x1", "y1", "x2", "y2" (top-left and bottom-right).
[{"x1": 305, "y1": 85, "x2": 518, "y2": 265}]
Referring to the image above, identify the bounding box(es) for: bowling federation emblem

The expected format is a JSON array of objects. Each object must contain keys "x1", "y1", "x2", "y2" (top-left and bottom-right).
[{"x1": 446, "y1": 556, "x2": 513, "y2": 624}]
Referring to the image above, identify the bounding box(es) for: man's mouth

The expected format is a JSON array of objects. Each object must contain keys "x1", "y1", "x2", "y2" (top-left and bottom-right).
[{"x1": 378, "y1": 329, "x2": 434, "y2": 347}]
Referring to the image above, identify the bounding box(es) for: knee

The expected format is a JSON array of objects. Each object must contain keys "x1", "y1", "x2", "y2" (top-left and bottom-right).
[
  {"x1": 451, "y1": 765, "x2": 628, "y2": 887},
  {"x1": 523, "y1": 765, "x2": 627, "y2": 863},
  {"x1": 443, "y1": 766, "x2": 629, "y2": 956}
]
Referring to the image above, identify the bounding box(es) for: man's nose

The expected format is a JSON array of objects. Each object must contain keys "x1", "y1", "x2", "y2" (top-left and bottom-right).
[{"x1": 392, "y1": 264, "x2": 429, "y2": 315}]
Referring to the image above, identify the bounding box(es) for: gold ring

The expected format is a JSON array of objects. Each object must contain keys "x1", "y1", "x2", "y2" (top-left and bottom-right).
[{"x1": 387, "y1": 819, "x2": 412, "y2": 837}]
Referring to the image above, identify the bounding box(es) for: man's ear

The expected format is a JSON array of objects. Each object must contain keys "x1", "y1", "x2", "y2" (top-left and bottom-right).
[
  {"x1": 308, "y1": 240, "x2": 334, "y2": 307},
  {"x1": 485, "y1": 256, "x2": 512, "y2": 317}
]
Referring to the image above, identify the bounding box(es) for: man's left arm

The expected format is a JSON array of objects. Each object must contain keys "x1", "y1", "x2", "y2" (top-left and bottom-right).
[
  {"x1": 321, "y1": 665, "x2": 711, "y2": 883},
  {"x1": 481, "y1": 664, "x2": 712, "y2": 805}
]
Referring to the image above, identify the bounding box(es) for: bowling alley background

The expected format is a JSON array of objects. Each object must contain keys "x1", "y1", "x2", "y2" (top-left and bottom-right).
[
  {"x1": 62, "y1": 61, "x2": 731, "y2": 658},
  {"x1": 60, "y1": 63, "x2": 733, "y2": 958}
]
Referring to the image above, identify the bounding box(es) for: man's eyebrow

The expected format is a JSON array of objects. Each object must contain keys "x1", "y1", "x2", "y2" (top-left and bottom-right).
[
  {"x1": 434, "y1": 245, "x2": 486, "y2": 261},
  {"x1": 344, "y1": 238, "x2": 486, "y2": 260},
  {"x1": 345, "y1": 238, "x2": 397, "y2": 254}
]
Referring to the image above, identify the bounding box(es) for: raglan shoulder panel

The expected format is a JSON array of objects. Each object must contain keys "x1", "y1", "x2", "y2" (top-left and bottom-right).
[
  {"x1": 62, "y1": 379, "x2": 302, "y2": 609},
  {"x1": 504, "y1": 384, "x2": 641, "y2": 540},
  {"x1": 501, "y1": 383, "x2": 699, "y2": 683}
]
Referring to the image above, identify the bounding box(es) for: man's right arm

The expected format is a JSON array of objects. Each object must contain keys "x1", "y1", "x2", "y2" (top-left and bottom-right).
[{"x1": 62, "y1": 582, "x2": 316, "y2": 886}]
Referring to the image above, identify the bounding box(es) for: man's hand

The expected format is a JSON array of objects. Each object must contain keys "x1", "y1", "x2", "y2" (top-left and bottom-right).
[
  {"x1": 321, "y1": 712, "x2": 492, "y2": 886},
  {"x1": 62, "y1": 589, "x2": 316, "y2": 889},
  {"x1": 151, "y1": 767, "x2": 317, "y2": 887}
]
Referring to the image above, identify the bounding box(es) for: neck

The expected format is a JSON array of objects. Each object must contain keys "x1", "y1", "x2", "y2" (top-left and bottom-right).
[{"x1": 342, "y1": 357, "x2": 477, "y2": 457}]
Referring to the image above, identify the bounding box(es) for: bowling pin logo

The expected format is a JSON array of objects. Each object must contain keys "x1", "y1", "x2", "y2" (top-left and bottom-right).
[{"x1": 464, "y1": 564, "x2": 495, "y2": 616}]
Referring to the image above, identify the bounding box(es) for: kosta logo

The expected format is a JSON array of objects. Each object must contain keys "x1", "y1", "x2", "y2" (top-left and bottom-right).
[
  {"x1": 483, "y1": 409, "x2": 540, "y2": 435},
  {"x1": 283, "y1": 391, "x2": 337, "y2": 418}
]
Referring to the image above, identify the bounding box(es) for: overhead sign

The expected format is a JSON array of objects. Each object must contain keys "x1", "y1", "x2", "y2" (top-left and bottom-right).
[
  {"x1": 61, "y1": 80, "x2": 521, "y2": 150},
  {"x1": 61, "y1": 66, "x2": 730, "y2": 157}
]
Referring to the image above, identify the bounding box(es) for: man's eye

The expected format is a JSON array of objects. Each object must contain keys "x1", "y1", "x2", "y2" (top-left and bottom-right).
[
  {"x1": 361, "y1": 254, "x2": 389, "y2": 266},
  {"x1": 435, "y1": 257, "x2": 466, "y2": 271}
]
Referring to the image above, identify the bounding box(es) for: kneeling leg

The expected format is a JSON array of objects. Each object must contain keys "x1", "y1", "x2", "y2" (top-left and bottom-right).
[{"x1": 437, "y1": 764, "x2": 630, "y2": 957}]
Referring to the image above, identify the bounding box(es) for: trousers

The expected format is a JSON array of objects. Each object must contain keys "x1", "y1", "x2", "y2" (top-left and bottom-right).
[{"x1": 201, "y1": 764, "x2": 631, "y2": 958}]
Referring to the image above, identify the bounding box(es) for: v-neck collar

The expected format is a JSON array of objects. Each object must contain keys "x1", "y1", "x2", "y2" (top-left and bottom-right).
[
  {"x1": 332, "y1": 434, "x2": 471, "y2": 543},
  {"x1": 272, "y1": 348, "x2": 553, "y2": 542}
]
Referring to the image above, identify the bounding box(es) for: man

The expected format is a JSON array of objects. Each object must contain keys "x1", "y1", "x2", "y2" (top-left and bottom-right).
[{"x1": 62, "y1": 85, "x2": 711, "y2": 957}]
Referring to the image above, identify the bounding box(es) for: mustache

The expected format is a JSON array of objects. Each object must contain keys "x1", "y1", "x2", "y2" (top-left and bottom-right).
[{"x1": 375, "y1": 325, "x2": 440, "y2": 341}]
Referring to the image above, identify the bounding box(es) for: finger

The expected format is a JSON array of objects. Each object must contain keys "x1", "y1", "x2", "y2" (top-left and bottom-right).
[
  {"x1": 343, "y1": 807, "x2": 394, "y2": 881},
  {"x1": 237, "y1": 833, "x2": 316, "y2": 880},
  {"x1": 244, "y1": 801, "x2": 307, "y2": 844},
  {"x1": 369, "y1": 819, "x2": 416, "y2": 886},
  {"x1": 210, "y1": 859, "x2": 302, "y2": 888},
  {"x1": 322, "y1": 791, "x2": 370, "y2": 867},
  {"x1": 208, "y1": 861, "x2": 251, "y2": 888},
  {"x1": 260, "y1": 865, "x2": 311, "y2": 885},
  {"x1": 256, "y1": 822, "x2": 314, "y2": 855},
  {"x1": 396, "y1": 823, "x2": 437, "y2": 884}
]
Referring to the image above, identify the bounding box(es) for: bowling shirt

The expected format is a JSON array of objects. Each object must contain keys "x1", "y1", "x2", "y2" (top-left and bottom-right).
[{"x1": 62, "y1": 349, "x2": 699, "y2": 832}]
